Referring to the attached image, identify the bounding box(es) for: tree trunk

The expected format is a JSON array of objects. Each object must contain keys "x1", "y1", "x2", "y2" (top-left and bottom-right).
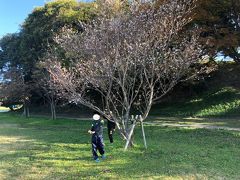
[
  {"x1": 124, "y1": 108, "x2": 131, "y2": 131},
  {"x1": 140, "y1": 118, "x2": 147, "y2": 149},
  {"x1": 23, "y1": 105, "x2": 26, "y2": 116},
  {"x1": 23, "y1": 100, "x2": 30, "y2": 118},
  {"x1": 50, "y1": 101, "x2": 56, "y2": 120},
  {"x1": 124, "y1": 119, "x2": 137, "y2": 150},
  {"x1": 26, "y1": 106, "x2": 30, "y2": 118},
  {"x1": 53, "y1": 103, "x2": 56, "y2": 120}
]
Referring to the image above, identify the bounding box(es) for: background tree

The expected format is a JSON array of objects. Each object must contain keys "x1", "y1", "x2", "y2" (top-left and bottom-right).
[
  {"x1": 0, "y1": 68, "x2": 31, "y2": 117},
  {"x1": 156, "y1": 0, "x2": 240, "y2": 62},
  {"x1": 20, "y1": 0, "x2": 97, "y2": 72},
  {"x1": 192, "y1": 0, "x2": 240, "y2": 62},
  {"x1": 45, "y1": 0, "x2": 211, "y2": 149},
  {"x1": 33, "y1": 62, "x2": 59, "y2": 120},
  {"x1": 0, "y1": 33, "x2": 22, "y2": 69}
]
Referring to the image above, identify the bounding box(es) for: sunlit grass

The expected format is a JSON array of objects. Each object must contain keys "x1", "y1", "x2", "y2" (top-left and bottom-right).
[
  {"x1": 0, "y1": 106, "x2": 9, "y2": 112},
  {"x1": 0, "y1": 113, "x2": 239, "y2": 179},
  {"x1": 196, "y1": 100, "x2": 240, "y2": 117}
]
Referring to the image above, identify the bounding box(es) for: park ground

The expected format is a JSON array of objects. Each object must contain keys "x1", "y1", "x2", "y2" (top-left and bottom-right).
[{"x1": 0, "y1": 113, "x2": 240, "y2": 179}]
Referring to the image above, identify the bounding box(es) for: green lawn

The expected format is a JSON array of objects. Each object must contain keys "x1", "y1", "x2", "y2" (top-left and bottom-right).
[{"x1": 0, "y1": 113, "x2": 240, "y2": 179}]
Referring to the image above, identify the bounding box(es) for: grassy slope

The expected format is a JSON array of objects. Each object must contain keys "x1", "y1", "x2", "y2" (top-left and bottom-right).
[
  {"x1": 0, "y1": 113, "x2": 240, "y2": 179},
  {"x1": 151, "y1": 87, "x2": 240, "y2": 117},
  {"x1": 151, "y1": 63, "x2": 240, "y2": 118}
]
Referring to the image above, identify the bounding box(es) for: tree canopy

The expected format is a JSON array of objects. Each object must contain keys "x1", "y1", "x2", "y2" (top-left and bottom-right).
[
  {"x1": 156, "y1": 0, "x2": 240, "y2": 62},
  {"x1": 194, "y1": 0, "x2": 240, "y2": 62}
]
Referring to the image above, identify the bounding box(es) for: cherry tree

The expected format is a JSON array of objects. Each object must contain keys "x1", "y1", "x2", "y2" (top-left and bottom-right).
[{"x1": 45, "y1": 0, "x2": 211, "y2": 149}]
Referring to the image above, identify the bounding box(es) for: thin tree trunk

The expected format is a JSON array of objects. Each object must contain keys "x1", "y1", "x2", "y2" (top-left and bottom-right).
[
  {"x1": 27, "y1": 106, "x2": 30, "y2": 118},
  {"x1": 50, "y1": 101, "x2": 56, "y2": 120},
  {"x1": 125, "y1": 108, "x2": 130, "y2": 131},
  {"x1": 53, "y1": 103, "x2": 56, "y2": 120},
  {"x1": 23, "y1": 100, "x2": 30, "y2": 118},
  {"x1": 124, "y1": 120, "x2": 137, "y2": 151},
  {"x1": 23, "y1": 104, "x2": 26, "y2": 116},
  {"x1": 140, "y1": 115, "x2": 147, "y2": 149},
  {"x1": 114, "y1": 120, "x2": 128, "y2": 141}
]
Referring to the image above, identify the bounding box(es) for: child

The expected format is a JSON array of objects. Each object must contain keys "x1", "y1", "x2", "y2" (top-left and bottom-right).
[
  {"x1": 107, "y1": 119, "x2": 116, "y2": 143},
  {"x1": 88, "y1": 113, "x2": 106, "y2": 162},
  {"x1": 103, "y1": 110, "x2": 116, "y2": 143}
]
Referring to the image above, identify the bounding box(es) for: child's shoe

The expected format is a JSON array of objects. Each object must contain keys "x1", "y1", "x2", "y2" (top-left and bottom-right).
[
  {"x1": 101, "y1": 155, "x2": 106, "y2": 160},
  {"x1": 95, "y1": 158, "x2": 100, "y2": 163}
]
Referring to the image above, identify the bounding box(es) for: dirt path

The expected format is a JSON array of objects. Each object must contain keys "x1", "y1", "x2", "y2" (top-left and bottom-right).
[
  {"x1": 25, "y1": 114, "x2": 240, "y2": 132},
  {"x1": 144, "y1": 122, "x2": 240, "y2": 131}
]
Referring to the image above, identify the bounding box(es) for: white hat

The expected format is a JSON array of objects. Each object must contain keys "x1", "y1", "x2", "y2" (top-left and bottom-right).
[{"x1": 93, "y1": 114, "x2": 100, "y2": 121}]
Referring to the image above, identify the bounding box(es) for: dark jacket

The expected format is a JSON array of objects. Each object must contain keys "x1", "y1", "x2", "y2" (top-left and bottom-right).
[
  {"x1": 91, "y1": 120, "x2": 104, "y2": 136},
  {"x1": 107, "y1": 120, "x2": 116, "y2": 130}
]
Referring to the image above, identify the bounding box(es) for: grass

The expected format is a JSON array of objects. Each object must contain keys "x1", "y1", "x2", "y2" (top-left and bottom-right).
[
  {"x1": 151, "y1": 87, "x2": 240, "y2": 118},
  {"x1": 0, "y1": 113, "x2": 240, "y2": 179},
  {"x1": 0, "y1": 106, "x2": 9, "y2": 112}
]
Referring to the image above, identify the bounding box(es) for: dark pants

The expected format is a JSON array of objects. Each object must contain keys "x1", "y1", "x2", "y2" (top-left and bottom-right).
[
  {"x1": 92, "y1": 135, "x2": 105, "y2": 160},
  {"x1": 107, "y1": 120, "x2": 115, "y2": 143},
  {"x1": 108, "y1": 129, "x2": 114, "y2": 143}
]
